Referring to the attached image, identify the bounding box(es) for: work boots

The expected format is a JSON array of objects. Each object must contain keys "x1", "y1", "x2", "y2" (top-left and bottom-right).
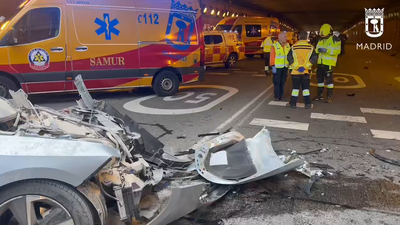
[
  {"x1": 313, "y1": 94, "x2": 323, "y2": 101},
  {"x1": 325, "y1": 95, "x2": 333, "y2": 103}
]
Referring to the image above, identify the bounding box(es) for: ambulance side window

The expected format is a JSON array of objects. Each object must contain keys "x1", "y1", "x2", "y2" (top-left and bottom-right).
[
  {"x1": 12, "y1": 7, "x2": 60, "y2": 45},
  {"x1": 213, "y1": 35, "x2": 223, "y2": 44},
  {"x1": 232, "y1": 25, "x2": 242, "y2": 35},
  {"x1": 245, "y1": 25, "x2": 261, "y2": 38},
  {"x1": 205, "y1": 35, "x2": 212, "y2": 45}
]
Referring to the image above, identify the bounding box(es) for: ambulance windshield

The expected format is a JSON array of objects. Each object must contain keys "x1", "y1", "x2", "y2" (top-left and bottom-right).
[{"x1": 214, "y1": 25, "x2": 233, "y2": 31}]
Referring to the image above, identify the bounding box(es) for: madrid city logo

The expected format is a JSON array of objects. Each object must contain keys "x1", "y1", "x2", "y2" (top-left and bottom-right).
[
  {"x1": 365, "y1": 8, "x2": 384, "y2": 38},
  {"x1": 28, "y1": 48, "x2": 50, "y2": 71}
]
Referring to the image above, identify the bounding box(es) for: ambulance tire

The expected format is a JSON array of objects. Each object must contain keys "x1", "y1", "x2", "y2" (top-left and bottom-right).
[
  {"x1": 225, "y1": 53, "x2": 237, "y2": 68},
  {"x1": 0, "y1": 76, "x2": 18, "y2": 99},
  {"x1": 245, "y1": 54, "x2": 255, "y2": 58},
  {"x1": 153, "y1": 71, "x2": 180, "y2": 96}
]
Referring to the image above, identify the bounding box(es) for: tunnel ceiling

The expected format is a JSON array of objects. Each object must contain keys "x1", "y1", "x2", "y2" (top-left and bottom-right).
[{"x1": 230, "y1": 0, "x2": 400, "y2": 31}]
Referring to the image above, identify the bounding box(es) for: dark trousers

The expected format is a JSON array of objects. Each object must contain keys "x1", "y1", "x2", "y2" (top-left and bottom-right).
[
  {"x1": 316, "y1": 64, "x2": 334, "y2": 97},
  {"x1": 290, "y1": 74, "x2": 311, "y2": 106},
  {"x1": 273, "y1": 67, "x2": 288, "y2": 99},
  {"x1": 264, "y1": 52, "x2": 270, "y2": 72}
]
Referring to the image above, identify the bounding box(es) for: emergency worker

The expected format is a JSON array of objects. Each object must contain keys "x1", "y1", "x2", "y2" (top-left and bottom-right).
[
  {"x1": 313, "y1": 24, "x2": 341, "y2": 103},
  {"x1": 287, "y1": 31, "x2": 318, "y2": 109},
  {"x1": 270, "y1": 33, "x2": 291, "y2": 101},
  {"x1": 260, "y1": 34, "x2": 274, "y2": 76}
]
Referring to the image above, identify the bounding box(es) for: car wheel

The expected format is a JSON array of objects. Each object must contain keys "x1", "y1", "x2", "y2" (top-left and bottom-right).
[
  {"x1": 225, "y1": 54, "x2": 237, "y2": 68},
  {"x1": 0, "y1": 180, "x2": 95, "y2": 225},
  {"x1": 0, "y1": 76, "x2": 18, "y2": 99},
  {"x1": 153, "y1": 70, "x2": 180, "y2": 96},
  {"x1": 245, "y1": 54, "x2": 255, "y2": 58}
]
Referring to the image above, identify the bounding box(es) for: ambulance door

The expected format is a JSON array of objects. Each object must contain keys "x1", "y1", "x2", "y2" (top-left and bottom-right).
[
  {"x1": 7, "y1": 5, "x2": 67, "y2": 93},
  {"x1": 209, "y1": 34, "x2": 225, "y2": 63},
  {"x1": 244, "y1": 24, "x2": 262, "y2": 54},
  {"x1": 66, "y1": 5, "x2": 140, "y2": 90}
]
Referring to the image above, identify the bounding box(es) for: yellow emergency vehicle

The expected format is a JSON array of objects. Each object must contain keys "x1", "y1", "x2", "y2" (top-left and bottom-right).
[
  {"x1": 214, "y1": 17, "x2": 280, "y2": 58},
  {"x1": 204, "y1": 31, "x2": 245, "y2": 68},
  {"x1": 0, "y1": 0, "x2": 205, "y2": 98}
]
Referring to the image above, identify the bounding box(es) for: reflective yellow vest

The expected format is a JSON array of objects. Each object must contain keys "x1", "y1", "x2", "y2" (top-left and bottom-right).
[
  {"x1": 289, "y1": 40, "x2": 314, "y2": 75},
  {"x1": 273, "y1": 41, "x2": 290, "y2": 68},
  {"x1": 261, "y1": 37, "x2": 273, "y2": 52},
  {"x1": 316, "y1": 36, "x2": 341, "y2": 67}
]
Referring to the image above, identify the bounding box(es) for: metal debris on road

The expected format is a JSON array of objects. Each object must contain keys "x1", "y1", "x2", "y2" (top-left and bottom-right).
[
  {"x1": 370, "y1": 149, "x2": 400, "y2": 167},
  {"x1": 198, "y1": 132, "x2": 220, "y2": 137}
]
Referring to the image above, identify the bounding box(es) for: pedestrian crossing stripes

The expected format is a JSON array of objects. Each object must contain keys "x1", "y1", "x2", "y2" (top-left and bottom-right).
[
  {"x1": 268, "y1": 101, "x2": 314, "y2": 109},
  {"x1": 311, "y1": 113, "x2": 367, "y2": 123},
  {"x1": 360, "y1": 108, "x2": 400, "y2": 116},
  {"x1": 370, "y1": 130, "x2": 400, "y2": 141},
  {"x1": 250, "y1": 118, "x2": 309, "y2": 131}
]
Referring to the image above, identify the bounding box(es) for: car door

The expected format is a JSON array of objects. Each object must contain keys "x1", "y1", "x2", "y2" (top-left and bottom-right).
[
  {"x1": 212, "y1": 34, "x2": 227, "y2": 63},
  {"x1": 7, "y1": 6, "x2": 67, "y2": 93},
  {"x1": 204, "y1": 35, "x2": 214, "y2": 64}
]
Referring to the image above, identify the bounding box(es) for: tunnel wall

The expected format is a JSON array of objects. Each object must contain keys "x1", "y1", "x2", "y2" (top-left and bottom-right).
[{"x1": 346, "y1": 8, "x2": 400, "y2": 52}]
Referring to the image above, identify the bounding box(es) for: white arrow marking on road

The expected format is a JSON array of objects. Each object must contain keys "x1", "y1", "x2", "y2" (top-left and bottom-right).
[
  {"x1": 311, "y1": 113, "x2": 367, "y2": 123},
  {"x1": 123, "y1": 85, "x2": 238, "y2": 115},
  {"x1": 371, "y1": 129, "x2": 400, "y2": 141},
  {"x1": 360, "y1": 107, "x2": 400, "y2": 116},
  {"x1": 250, "y1": 118, "x2": 309, "y2": 131}
]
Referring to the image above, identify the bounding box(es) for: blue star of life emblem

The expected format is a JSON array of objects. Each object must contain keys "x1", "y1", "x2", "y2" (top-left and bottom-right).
[{"x1": 95, "y1": 13, "x2": 120, "y2": 40}]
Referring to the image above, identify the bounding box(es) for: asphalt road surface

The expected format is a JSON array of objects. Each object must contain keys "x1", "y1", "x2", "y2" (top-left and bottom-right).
[{"x1": 31, "y1": 45, "x2": 400, "y2": 224}]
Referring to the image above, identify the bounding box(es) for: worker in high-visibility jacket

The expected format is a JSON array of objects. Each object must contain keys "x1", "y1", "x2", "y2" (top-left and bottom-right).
[
  {"x1": 287, "y1": 31, "x2": 318, "y2": 109},
  {"x1": 313, "y1": 24, "x2": 341, "y2": 103},
  {"x1": 260, "y1": 34, "x2": 274, "y2": 76},
  {"x1": 270, "y1": 33, "x2": 291, "y2": 101}
]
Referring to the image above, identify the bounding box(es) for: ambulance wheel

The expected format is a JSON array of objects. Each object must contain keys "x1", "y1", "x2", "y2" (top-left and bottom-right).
[
  {"x1": 245, "y1": 54, "x2": 255, "y2": 58},
  {"x1": 153, "y1": 71, "x2": 180, "y2": 96},
  {"x1": 225, "y1": 53, "x2": 237, "y2": 68},
  {"x1": 0, "y1": 76, "x2": 18, "y2": 99}
]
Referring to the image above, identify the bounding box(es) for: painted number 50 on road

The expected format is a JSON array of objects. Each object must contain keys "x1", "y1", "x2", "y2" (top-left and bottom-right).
[{"x1": 123, "y1": 85, "x2": 238, "y2": 115}]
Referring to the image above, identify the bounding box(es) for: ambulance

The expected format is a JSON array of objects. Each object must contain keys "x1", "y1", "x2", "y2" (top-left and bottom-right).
[
  {"x1": 0, "y1": 0, "x2": 205, "y2": 98},
  {"x1": 214, "y1": 17, "x2": 280, "y2": 58},
  {"x1": 204, "y1": 30, "x2": 245, "y2": 68}
]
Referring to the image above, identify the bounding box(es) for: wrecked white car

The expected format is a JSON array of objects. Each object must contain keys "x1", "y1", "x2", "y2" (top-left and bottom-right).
[{"x1": 0, "y1": 75, "x2": 304, "y2": 225}]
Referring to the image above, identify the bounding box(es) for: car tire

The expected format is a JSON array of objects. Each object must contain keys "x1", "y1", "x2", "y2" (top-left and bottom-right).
[
  {"x1": 0, "y1": 76, "x2": 18, "y2": 99},
  {"x1": 0, "y1": 180, "x2": 95, "y2": 225},
  {"x1": 225, "y1": 53, "x2": 237, "y2": 68},
  {"x1": 153, "y1": 70, "x2": 180, "y2": 96},
  {"x1": 245, "y1": 54, "x2": 255, "y2": 58}
]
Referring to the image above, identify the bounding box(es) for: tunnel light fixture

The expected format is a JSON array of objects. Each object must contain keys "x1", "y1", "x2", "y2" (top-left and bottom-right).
[
  {"x1": 217, "y1": 11, "x2": 220, "y2": 16},
  {"x1": 227, "y1": 11, "x2": 230, "y2": 16},
  {"x1": 211, "y1": 9, "x2": 215, "y2": 15},
  {"x1": 236, "y1": 14, "x2": 239, "y2": 17},
  {"x1": 203, "y1": 7, "x2": 207, "y2": 13},
  {"x1": 223, "y1": 12, "x2": 226, "y2": 17},
  {"x1": 231, "y1": 14, "x2": 235, "y2": 17}
]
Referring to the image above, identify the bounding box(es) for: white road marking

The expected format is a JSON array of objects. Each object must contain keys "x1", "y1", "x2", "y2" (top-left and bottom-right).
[
  {"x1": 310, "y1": 73, "x2": 366, "y2": 89},
  {"x1": 250, "y1": 118, "x2": 309, "y2": 131},
  {"x1": 206, "y1": 72, "x2": 230, "y2": 75},
  {"x1": 190, "y1": 84, "x2": 274, "y2": 150},
  {"x1": 360, "y1": 107, "x2": 400, "y2": 116},
  {"x1": 395, "y1": 77, "x2": 400, "y2": 83},
  {"x1": 252, "y1": 74, "x2": 266, "y2": 77},
  {"x1": 371, "y1": 129, "x2": 400, "y2": 141},
  {"x1": 234, "y1": 71, "x2": 257, "y2": 74},
  {"x1": 268, "y1": 101, "x2": 314, "y2": 109},
  {"x1": 123, "y1": 85, "x2": 238, "y2": 115},
  {"x1": 311, "y1": 113, "x2": 367, "y2": 123}
]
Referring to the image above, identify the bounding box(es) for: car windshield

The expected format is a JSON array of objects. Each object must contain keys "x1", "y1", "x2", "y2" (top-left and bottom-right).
[{"x1": 214, "y1": 25, "x2": 233, "y2": 31}]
